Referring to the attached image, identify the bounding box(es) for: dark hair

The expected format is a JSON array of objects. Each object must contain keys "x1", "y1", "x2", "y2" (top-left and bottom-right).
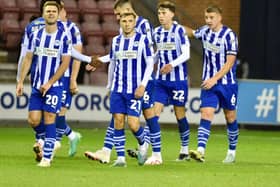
[
  {"x1": 29, "y1": 15, "x2": 39, "y2": 22},
  {"x1": 40, "y1": 0, "x2": 61, "y2": 14},
  {"x1": 205, "y1": 4, "x2": 223, "y2": 14},
  {"x1": 158, "y1": 0, "x2": 176, "y2": 13}
]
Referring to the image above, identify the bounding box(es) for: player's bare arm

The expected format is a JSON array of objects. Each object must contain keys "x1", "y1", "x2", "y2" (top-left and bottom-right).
[
  {"x1": 201, "y1": 54, "x2": 236, "y2": 90},
  {"x1": 70, "y1": 44, "x2": 82, "y2": 95},
  {"x1": 16, "y1": 52, "x2": 33, "y2": 96},
  {"x1": 184, "y1": 25, "x2": 195, "y2": 38},
  {"x1": 160, "y1": 64, "x2": 173, "y2": 74},
  {"x1": 134, "y1": 85, "x2": 146, "y2": 99}
]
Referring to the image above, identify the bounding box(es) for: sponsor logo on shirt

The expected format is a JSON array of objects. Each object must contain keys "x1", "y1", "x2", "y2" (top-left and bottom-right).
[
  {"x1": 203, "y1": 41, "x2": 220, "y2": 53},
  {"x1": 156, "y1": 42, "x2": 176, "y2": 50},
  {"x1": 116, "y1": 50, "x2": 137, "y2": 59},
  {"x1": 35, "y1": 47, "x2": 59, "y2": 57}
]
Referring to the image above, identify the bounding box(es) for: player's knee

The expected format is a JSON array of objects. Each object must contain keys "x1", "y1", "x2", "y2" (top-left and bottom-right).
[
  {"x1": 114, "y1": 117, "x2": 124, "y2": 129},
  {"x1": 27, "y1": 117, "x2": 40, "y2": 127},
  {"x1": 128, "y1": 123, "x2": 139, "y2": 132},
  {"x1": 224, "y1": 111, "x2": 236, "y2": 123},
  {"x1": 201, "y1": 111, "x2": 214, "y2": 121}
]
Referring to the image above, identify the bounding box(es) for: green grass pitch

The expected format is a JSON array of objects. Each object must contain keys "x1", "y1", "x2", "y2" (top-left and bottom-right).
[{"x1": 0, "y1": 126, "x2": 280, "y2": 187}]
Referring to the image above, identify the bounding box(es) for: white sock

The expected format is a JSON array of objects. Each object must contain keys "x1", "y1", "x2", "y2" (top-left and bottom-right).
[
  {"x1": 227, "y1": 149, "x2": 236, "y2": 156},
  {"x1": 180, "y1": 146, "x2": 189, "y2": 154},
  {"x1": 197, "y1": 146, "x2": 205, "y2": 155},
  {"x1": 152, "y1": 152, "x2": 162, "y2": 158},
  {"x1": 68, "y1": 131, "x2": 76, "y2": 141},
  {"x1": 38, "y1": 139, "x2": 44, "y2": 146},
  {"x1": 139, "y1": 142, "x2": 148, "y2": 155},
  {"x1": 117, "y1": 156, "x2": 125, "y2": 162},
  {"x1": 102, "y1": 147, "x2": 112, "y2": 154}
]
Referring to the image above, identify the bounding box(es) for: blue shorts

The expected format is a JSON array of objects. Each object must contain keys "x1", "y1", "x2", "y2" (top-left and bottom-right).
[
  {"x1": 61, "y1": 77, "x2": 72, "y2": 109},
  {"x1": 154, "y1": 80, "x2": 188, "y2": 106},
  {"x1": 29, "y1": 86, "x2": 63, "y2": 114},
  {"x1": 142, "y1": 80, "x2": 155, "y2": 110},
  {"x1": 200, "y1": 84, "x2": 238, "y2": 110},
  {"x1": 110, "y1": 91, "x2": 143, "y2": 117}
]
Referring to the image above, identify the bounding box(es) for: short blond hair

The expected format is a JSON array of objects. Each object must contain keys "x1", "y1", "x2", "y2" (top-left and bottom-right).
[
  {"x1": 205, "y1": 4, "x2": 223, "y2": 14},
  {"x1": 43, "y1": 1, "x2": 61, "y2": 12}
]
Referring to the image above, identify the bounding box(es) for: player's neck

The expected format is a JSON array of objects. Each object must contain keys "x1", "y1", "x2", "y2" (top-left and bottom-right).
[
  {"x1": 45, "y1": 24, "x2": 58, "y2": 34},
  {"x1": 123, "y1": 30, "x2": 135, "y2": 38},
  {"x1": 212, "y1": 23, "x2": 223, "y2": 32},
  {"x1": 162, "y1": 20, "x2": 173, "y2": 30}
]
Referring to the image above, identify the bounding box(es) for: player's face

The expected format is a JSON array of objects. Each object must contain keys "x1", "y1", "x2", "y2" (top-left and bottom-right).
[
  {"x1": 114, "y1": 7, "x2": 121, "y2": 22},
  {"x1": 59, "y1": 2, "x2": 67, "y2": 21},
  {"x1": 120, "y1": 15, "x2": 136, "y2": 36},
  {"x1": 43, "y1": 5, "x2": 59, "y2": 25},
  {"x1": 205, "y1": 12, "x2": 222, "y2": 31},
  {"x1": 120, "y1": 2, "x2": 134, "y2": 13},
  {"x1": 158, "y1": 8, "x2": 174, "y2": 28}
]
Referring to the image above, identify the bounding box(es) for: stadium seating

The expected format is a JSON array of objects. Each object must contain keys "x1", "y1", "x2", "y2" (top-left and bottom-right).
[
  {"x1": 64, "y1": 0, "x2": 80, "y2": 23},
  {"x1": 0, "y1": 0, "x2": 20, "y2": 21},
  {"x1": 0, "y1": 0, "x2": 121, "y2": 85},
  {"x1": 78, "y1": 0, "x2": 100, "y2": 23},
  {"x1": 0, "y1": 0, "x2": 18, "y2": 8},
  {"x1": 78, "y1": 0, "x2": 100, "y2": 22},
  {"x1": 102, "y1": 22, "x2": 119, "y2": 34},
  {"x1": 84, "y1": 31, "x2": 104, "y2": 46},
  {"x1": 81, "y1": 22, "x2": 102, "y2": 33},
  {"x1": 97, "y1": 0, "x2": 114, "y2": 10},
  {"x1": 83, "y1": 70, "x2": 108, "y2": 86},
  {"x1": 0, "y1": 19, "x2": 22, "y2": 49},
  {"x1": 4, "y1": 28, "x2": 22, "y2": 49},
  {"x1": 0, "y1": 19, "x2": 21, "y2": 36},
  {"x1": 84, "y1": 44, "x2": 106, "y2": 56},
  {"x1": 101, "y1": 10, "x2": 117, "y2": 24},
  {"x1": 83, "y1": 61, "x2": 108, "y2": 86},
  {"x1": 17, "y1": 0, "x2": 38, "y2": 9},
  {"x1": 17, "y1": 0, "x2": 39, "y2": 18}
]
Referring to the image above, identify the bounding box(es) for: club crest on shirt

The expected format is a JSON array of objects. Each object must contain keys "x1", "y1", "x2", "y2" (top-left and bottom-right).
[
  {"x1": 54, "y1": 40, "x2": 60, "y2": 47},
  {"x1": 133, "y1": 42, "x2": 139, "y2": 47}
]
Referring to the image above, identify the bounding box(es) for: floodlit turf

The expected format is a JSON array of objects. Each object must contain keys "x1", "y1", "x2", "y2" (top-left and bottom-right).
[{"x1": 0, "y1": 127, "x2": 280, "y2": 187}]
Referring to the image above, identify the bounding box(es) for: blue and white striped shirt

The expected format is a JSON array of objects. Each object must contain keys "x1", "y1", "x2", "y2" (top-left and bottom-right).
[
  {"x1": 194, "y1": 25, "x2": 238, "y2": 84},
  {"x1": 153, "y1": 22, "x2": 189, "y2": 81},
  {"x1": 135, "y1": 16, "x2": 153, "y2": 45},
  {"x1": 61, "y1": 20, "x2": 82, "y2": 78},
  {"x1": 109, "y1": 32, "x2": 153, "y2": 94},
  {"x1": 17, "y1": 17, "x2": 66, "y2": 81},
  {"x1": 27, "y1": 27, "x2": 71, "y2": 89}
]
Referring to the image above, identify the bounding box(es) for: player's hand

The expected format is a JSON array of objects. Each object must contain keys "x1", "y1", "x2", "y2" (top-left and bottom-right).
[
  {"x1": 40, "y1": 82, "x2": 51, "y2": 97},
  {"x1": 160, "y1": 64, "x2": 173, "y2": 74},
  {"x1": 135, "y1": 85, "x2": 145, "y2": 99},
  {"x1": 90, "y1": 55, "x2": 103, "y2": 68},
  {"x1": 85, "y1": 64, "x2": 96, "y2": 72},
  {"x1": 16, "y1": 82, "x2": 24, "y2": 96},
  {"x1": 106, "y1": 90, "x2": 111, "y2": 101},
  {"x1": 70, "y1": 80, "x2": 79, "y2": 95},
  {"x1": 201, "y1": 78, "x2": 217, "y2": 90}
]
